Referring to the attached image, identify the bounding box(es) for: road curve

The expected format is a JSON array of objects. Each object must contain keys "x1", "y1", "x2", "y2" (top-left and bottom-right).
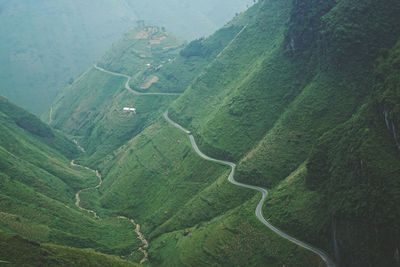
[
  {"x1": 93, "y1": 65, "x2": 181, "y2": 96},
  {"x1": 90, "y1": 64, "x2": 335, "y2": 266},
  {"x1": 163, "y1": 111, "x2": 336, "y2": 267}
]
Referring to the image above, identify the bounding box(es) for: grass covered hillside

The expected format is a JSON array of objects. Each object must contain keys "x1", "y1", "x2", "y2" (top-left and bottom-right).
[
  {"x1": 0, "y1": 231, "x2": 138, "y2": 267},
  {"x1": 49, "y1": 21, "x2": 247, "y2": 167},
  {"x1": 49, "y1": 25, "x2": 184, "y2": 167},
  {"x1": 0, "y1": 97, "x2": 142, "y2": 265},
  {"x1": 98, "y1": 25, "x2": 183, "y2": 77},
  {"x1": 46, "y1": 0, "x2": 400, "y2": 266},
  {"x1": 165, "y1": 0, "x2": 400, "y2": 265},
  {"x1": 49, "y1": 3, "x2": 323, "y2": 265}
]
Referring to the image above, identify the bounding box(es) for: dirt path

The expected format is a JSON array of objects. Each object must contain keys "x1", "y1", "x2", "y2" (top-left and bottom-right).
[
  {"x1": 73, "y1": 139, "x2": 86, "y2": 153},
  {"x1": 48, "y1": 107, "x2": 53, "y2": 125},
  {"x1": 217, "y1": 24, "x2": 248, "y2": 58}
]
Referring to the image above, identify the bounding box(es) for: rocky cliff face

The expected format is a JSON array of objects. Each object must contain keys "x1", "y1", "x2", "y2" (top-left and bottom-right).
[
  {"x1": 307, "y1": 36, "x2": 400, "y2": 267},
  {"x1": 284, "y1": 0, "x2": 335, "y2": 58}
]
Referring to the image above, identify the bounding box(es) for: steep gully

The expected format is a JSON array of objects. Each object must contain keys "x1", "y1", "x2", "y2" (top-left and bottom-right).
[
  {"x1": 71, "y1": 150, "x2": 149, "y2": 264},
  {"x1": 90, "y1": 65, "x2": 336, "y2": 266}
]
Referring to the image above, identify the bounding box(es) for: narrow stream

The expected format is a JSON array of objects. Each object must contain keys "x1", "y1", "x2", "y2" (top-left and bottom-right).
[{"x1": 71, "y1": 148, "x2": 149, "y2": 264}]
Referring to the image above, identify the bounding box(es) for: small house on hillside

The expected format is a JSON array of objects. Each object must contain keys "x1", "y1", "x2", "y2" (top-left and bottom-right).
[{"x1": 123, "y1": 107, "x2": 136, "y2": 114}]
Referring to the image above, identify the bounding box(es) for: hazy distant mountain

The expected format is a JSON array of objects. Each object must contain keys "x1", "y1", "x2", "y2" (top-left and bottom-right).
[
  {"x1": 0, "y1": 0, "x2": 252, "y2": 115},
  {"x1": 125, "y1": 0, "x2": 254, "y2": 40}
]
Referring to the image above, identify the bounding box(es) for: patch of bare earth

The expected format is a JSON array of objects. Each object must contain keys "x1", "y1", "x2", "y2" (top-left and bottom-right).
[
  {"x1": 149, "y1": 35, "x2": 166, "y2": 45},
  {"x1": 140, "y1": 75, "x2": 159, "y2": 90},
  {"x1": 135, "y1": 30, "x2": 149, "y2": 40}
]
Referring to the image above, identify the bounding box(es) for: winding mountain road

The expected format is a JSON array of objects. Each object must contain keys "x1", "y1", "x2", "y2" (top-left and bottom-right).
[
  {"x1": 93, "y1": 65, "x2": 181, "y2": 96},
  {"x1": 90, "y1": 64, "x2": 335, "y2": 266},
  {"x1": 163, "y1": 111, "x2": 336, "y2": 267}
]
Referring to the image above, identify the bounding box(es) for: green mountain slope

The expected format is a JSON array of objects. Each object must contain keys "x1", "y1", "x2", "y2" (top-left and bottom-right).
[
  {"x1": 50, "y1": 22, "x2": 247, "y2": 167},
  {"x1": 49, "y1": 26, "x2": 184, "y2": 167},
  {"x1": 51, "y1": 1, "x2": 324, "y2": 266},
  {"x1": 304, "y1": 39, "x2": 400, "y2": 267},
  {"x1": 48, "y1": 0, "x2": 400, "y2": 266},
  {"x1": 0, "y1": 231, "x2": 137, "y2": 267},
  {"x1": 0, "y1": 97, "x2": 143, "y2": 265}
]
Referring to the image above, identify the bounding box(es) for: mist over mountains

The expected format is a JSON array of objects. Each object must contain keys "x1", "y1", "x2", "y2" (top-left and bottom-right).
[
  {"x1": 0, "y1": 0, "x2": 399, "y2": 266},
  {"x1": 0, "y1": 0, "x2": 252, "y2": 115}
]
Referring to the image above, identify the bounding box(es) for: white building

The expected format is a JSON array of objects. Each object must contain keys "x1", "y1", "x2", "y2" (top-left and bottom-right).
[{"x1": 123, "y1": 107, "x2": 136, "y2": 113}]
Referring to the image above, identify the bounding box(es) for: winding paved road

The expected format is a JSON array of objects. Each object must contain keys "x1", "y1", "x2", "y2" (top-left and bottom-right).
[
  {"x1": 93, "y1": 65, "x2": 181, "y2": 96},
  {"x1": 163, "y1": 111, "x2": 336, "y2": 267},
  {"x1": 89, "y1": 65, "x2": 336, "y2": 266}
]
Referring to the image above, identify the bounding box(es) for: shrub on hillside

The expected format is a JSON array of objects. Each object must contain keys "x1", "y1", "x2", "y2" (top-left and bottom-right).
[{"x1": 180, "y1": 39, "x2": 211, "y2": 58}]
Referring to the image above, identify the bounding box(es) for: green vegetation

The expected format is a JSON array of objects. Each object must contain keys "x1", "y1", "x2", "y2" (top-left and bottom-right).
[
  {"x1": 6, "y1": 0, "x2": 400, "y2": 266},
  {"x1": 0, "y1": 97, "x2": 142, "y2": 264},
  {"x1": 49, "y1": 23, "x2": 245, "y2": 167},
  {"x1": 0, "y1": 231, "x2": 138, "y2": 267},
  {"x1": 100, "y1": 119, "x2": 242, "y2": 233},
  {"x1": 149, "y1": 197, "x2": 319, "y2": 267},
  {"x1": 50, "y1": 26, "x2": 185, "y2": 167},
  {"x1": 99, "y1": 26, "x2": 183, "y2": 77},
  {"x1": 169, "y1": 0, "x2": 295, "y2": 161},
  {"x1": 89, "y1": 0, "x2": 399, "y2": 266},
  {"x1": 304, "y1": 38, "x2": 400, "y2": 266},
  {"x1": 153, "y1": 23, "x2": 247, "y2": 94}
]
